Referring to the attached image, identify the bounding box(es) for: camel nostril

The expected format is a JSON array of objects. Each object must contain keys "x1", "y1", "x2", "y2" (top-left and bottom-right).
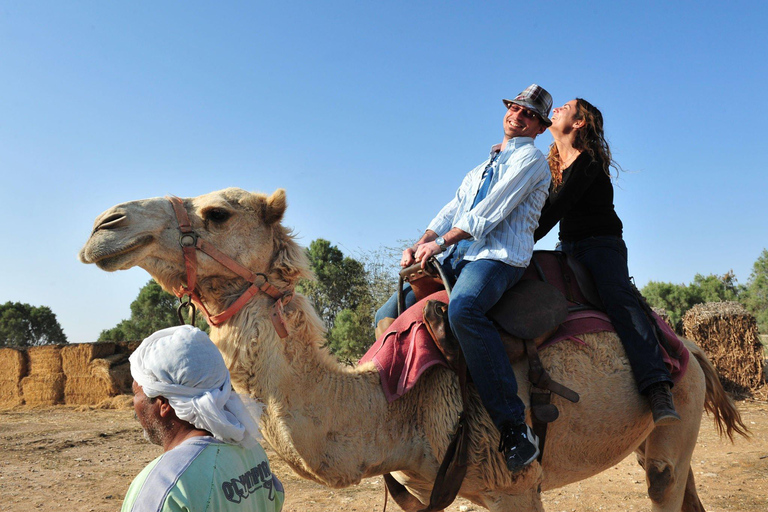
[{"x1": 93, "y1": 213, "x2": 127, "y2": 233}]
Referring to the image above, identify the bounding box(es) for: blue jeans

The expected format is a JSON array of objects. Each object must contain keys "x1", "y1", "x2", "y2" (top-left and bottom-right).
[
  {"x1": 560, "y1": 236, "x2": 672, "y2": 393},
  {"x1": 374, "y1": 256, "x2": 527, "y2": 428}
]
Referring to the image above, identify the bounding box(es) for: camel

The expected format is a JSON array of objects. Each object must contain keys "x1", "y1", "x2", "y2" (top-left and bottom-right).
[{"x1": 79, "y1": 188, "x2": 748, "y2": 511}]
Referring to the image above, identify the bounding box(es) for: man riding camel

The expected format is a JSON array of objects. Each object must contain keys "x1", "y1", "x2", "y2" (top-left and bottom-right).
[{"x1": 374, "y1": 84, "x2": 553, "y2": 473}]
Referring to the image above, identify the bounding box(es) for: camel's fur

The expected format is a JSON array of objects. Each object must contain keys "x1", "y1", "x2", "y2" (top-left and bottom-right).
[{"x1": 80, "y1": 188, "x2": 748, "y2": 511}]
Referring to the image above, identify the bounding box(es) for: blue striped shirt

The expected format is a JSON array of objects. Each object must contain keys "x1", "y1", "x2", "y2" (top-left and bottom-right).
[{"x1": 427, "y1": 137, "x2": 550, "y2": 268}]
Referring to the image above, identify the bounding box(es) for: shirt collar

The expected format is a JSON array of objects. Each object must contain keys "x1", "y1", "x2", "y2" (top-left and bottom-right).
[{"x1": 491, "y1": 136, "x2": 534, "y2": 156}]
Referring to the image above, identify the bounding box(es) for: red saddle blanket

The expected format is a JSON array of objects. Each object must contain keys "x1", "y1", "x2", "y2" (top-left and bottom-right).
[{"x1": 359, "y1": 291, "x2": 689, "y2": 403}]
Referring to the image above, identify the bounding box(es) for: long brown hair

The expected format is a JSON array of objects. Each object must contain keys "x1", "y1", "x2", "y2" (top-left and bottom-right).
[{"x1": 547, "y1": 98, "x2": 618, "y2": 188}]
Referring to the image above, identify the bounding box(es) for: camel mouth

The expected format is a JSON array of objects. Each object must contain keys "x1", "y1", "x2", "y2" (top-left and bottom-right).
[{"x1": 79, "y1": 234, "x2": 154, "y2": 270}]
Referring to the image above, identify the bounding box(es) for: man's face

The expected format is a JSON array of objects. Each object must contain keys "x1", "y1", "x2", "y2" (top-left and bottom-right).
[
  {"x1": 503, "y1": 103, "x2": 546, "y2": 139},
  {"x1": 132, "y1": 380, "x2": 166, "y2": 446}
]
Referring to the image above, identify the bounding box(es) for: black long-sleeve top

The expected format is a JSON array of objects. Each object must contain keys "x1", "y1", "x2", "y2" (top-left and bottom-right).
[{"x1": 534, "y1": 152, "x2": 623, "y2": 242}]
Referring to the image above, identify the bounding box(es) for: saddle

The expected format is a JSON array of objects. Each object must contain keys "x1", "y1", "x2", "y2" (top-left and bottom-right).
[{"x1": 385, "y1": 251, "x2": 586, "y2": 512}]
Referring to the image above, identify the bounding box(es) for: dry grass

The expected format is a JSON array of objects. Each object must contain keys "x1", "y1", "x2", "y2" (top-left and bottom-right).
[
  {"x1": 0, "y1": 348, "x2": 27, "y2": 407},
  {"x1": 683, "y1": 301, "x2": 766, "y2": 395}
]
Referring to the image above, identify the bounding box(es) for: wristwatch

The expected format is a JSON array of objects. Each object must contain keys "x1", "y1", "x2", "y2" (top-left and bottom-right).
[{"x1": 434, "y1": 236, "x2": 448, "y2": 252}]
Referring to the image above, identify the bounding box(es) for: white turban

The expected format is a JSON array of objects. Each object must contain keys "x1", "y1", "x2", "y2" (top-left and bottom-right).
[{"x1": 129, "y1": 325, "x2": 262, "y2": 447}]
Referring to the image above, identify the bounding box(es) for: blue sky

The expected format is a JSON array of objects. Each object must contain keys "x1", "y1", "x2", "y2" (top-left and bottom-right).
[{"x1": 1, "y1": 1, "x2": 766, "y2": 343}]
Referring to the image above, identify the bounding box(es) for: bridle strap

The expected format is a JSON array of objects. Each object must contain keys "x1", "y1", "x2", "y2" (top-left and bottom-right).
[{"x1": 167, "y1": 195, "x2": 291, "y2": 337}]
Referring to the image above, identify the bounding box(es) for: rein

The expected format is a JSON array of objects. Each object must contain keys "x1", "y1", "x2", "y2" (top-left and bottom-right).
[{"x1": 167, "y1": 195, "x2": 292, "y2": 337}]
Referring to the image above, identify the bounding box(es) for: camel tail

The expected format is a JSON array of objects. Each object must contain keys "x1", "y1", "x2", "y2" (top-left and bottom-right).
[{"x1": 685, "y1": 340, "x2": 750, "y2": 442}]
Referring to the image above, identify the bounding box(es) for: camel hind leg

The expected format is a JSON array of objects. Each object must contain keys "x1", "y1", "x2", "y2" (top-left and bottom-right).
[{"x1": 634, "y1": 357, "x2": 706, "y2": 511}]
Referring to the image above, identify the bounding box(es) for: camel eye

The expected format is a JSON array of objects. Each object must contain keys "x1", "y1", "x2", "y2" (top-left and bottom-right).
[{"x1": 204, "y1": 208, "x2": 232, "y2": 224}]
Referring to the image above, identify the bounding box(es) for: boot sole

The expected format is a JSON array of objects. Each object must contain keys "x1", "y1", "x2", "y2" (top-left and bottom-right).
[{"x1": 653, "y1": 413, "x2": 682, "y2": 426}]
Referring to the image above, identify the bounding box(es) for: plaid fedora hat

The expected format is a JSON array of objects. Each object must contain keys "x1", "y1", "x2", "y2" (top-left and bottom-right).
[{"x1": 503, "y1": 84, "x2": 553, "y2": 126}]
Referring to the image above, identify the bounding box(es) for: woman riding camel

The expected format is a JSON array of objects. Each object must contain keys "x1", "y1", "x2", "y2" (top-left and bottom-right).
[{"x1": 533, "y1": 98, "x2": 680, "y2": 425}]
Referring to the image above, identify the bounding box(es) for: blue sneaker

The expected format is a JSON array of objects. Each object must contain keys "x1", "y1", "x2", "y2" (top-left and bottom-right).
[{"x1": 498, "y1": 423, "x2": 540, "y2": 473}]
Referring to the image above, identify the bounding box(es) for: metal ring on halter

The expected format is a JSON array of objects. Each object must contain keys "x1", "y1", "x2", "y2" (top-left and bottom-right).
[
  {"x1": 177, "y1": 296, "x2": 197, "y2": 325},
  {"x1": 253, "y1": 273, "x2": 268, "y2": 287},
  {"x1": 179, "y1": 232, "x2": 198, "y2": 248}
]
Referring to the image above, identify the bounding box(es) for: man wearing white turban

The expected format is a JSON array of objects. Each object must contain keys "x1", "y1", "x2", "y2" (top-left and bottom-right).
[{"x1": 121, "y1": 325, "x2": 284, "y2": 512}]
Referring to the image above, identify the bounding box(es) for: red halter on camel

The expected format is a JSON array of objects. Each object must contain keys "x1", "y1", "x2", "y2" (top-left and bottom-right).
[{"x1": 167, "y1": 195, "x2": 292, "y2": 337}]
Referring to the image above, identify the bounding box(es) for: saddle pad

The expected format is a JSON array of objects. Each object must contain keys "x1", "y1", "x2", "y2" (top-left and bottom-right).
[
  {"x1": 360, "y1": 295, "x2": 689, "y2": 402},
  {"x1": 359, "y1": 291, "x2": 450, "y2": 403}
]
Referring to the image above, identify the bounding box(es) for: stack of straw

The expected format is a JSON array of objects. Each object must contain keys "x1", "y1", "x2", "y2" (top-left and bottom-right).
[
  {"x1": 62, "y1": 342, "x2": 134, "y2": 404},
  {"x1": 683, "y1": 301, "x2": 766, "y2": 394},
  {"x1": 20, "y1": 345, "x2": 65, "y2": 405},
  {"x1": 0, "y1": 347, "x2": 27, "y2": 407}
]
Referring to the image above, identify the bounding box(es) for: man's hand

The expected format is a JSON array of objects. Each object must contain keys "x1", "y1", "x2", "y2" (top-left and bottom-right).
[
  {"x1": 400, "y1": 247, "x2": 417, "y2": 268},
  {"x1": 414, "y1": 242, "x2": 442, "y2": 268}
]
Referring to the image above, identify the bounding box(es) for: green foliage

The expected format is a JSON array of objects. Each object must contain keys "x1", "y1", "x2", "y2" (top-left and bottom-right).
[
  {"x1": 98, "y1": 280, "x2": 208, "y2": 341},
  {"x1": 742, "y1": 249, "x2": 768, "y2": 333},
  {"x1": 0, "y1": 301, "x2": 68, "y2": 347},
  {"x1": 641, "y1": 281, "x2": 697, "y2": 327},
  {"x1": 297, "y1": 239, "x2": 370, "y2": 332},
  {"x1": 298, "y1": 239, "x2": 402, "y2": 362},
  {"x1": 642, "y1": 270, "x2": 747, "y2": 328}
]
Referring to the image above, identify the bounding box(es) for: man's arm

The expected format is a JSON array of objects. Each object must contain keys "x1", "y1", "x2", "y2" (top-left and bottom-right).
[{"x1": 412, "y1": 227, "x2": 471, "y2": 268}]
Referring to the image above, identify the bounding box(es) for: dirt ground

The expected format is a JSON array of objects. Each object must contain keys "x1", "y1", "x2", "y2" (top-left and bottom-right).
[{"x1": 1, "y1": 400, "x2": 766, "y2": 512}]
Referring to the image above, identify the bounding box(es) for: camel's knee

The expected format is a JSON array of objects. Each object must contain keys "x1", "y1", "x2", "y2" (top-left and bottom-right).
[{"x1": 646, "y1": 458, "x2": 675, "y2": 503}]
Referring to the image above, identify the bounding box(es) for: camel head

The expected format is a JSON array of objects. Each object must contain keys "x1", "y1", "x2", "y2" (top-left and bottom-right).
[{"x1": 79, "y1": 188, "x2": 312, "y2": 310}]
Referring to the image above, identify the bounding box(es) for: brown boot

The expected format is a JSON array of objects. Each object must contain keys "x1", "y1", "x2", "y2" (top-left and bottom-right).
[{"x1": 647, "y1": 382, "x2": 681, "y2": 426}]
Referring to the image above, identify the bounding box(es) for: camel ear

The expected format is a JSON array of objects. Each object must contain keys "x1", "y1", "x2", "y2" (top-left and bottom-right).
[{"x1": 264, "y1": 189, "x2": 287, "y2": 225}]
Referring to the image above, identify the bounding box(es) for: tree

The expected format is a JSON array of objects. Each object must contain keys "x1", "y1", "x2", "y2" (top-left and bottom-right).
[
  {"x1": 690, "y1": 271, "x2": 743, "y2": 303},
  {"x1": 99, "y1": 280, "x2": 208, "y2": 341},
  {"x1": 641, "y1": 281, "x2": 697, "y2": 327},
  {"x1": 0, "y1": 301, "x2": 67, "y2": 347},
  {"x1": 642, "y1": 271, "x2": 744, "y2": 328},
  {"x1": 297, "y1": 239, "x2": 406, "y2": 362},
  {"x1": 742, "y1": 249, "x2": 768, "y2": 333},
  {"x1": 297, "y1": 239, "x2": 370, "y2": 334}
]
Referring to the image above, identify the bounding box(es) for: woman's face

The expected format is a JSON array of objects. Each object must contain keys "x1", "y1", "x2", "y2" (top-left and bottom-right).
[{"x1": 550, "y1": 99, "x2": 580, "y2": 134}]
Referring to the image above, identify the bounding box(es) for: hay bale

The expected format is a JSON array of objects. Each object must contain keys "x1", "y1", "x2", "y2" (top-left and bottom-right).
[
  {"x1": 27, "y1": 345, "x2": 63, "y2": 374},
  {"x1": 61, "y1": 342, "x2": 115, "y2": 374},
  {"x1": 63, "y1": 353, "x2": 133, "y2": 405},
  {"x1": 20, "y1": 374, "x2": 65, "y2": 405},
  {"x1": 0, "y1": 348, "x2": 27, "y2": 407},
  {"x1": 682, "y1": 301, "x2": 765, "y2": 394},
  {"x1": 115, "y1": 340, "x2": 141, "y2": 354},
  {"x1": 64, "y1": 374, "x2": 119, "y2": 405},
  {"x1": 21, "y1": 345, "x2": 66, "y2": 405},
  {"x1": 0, "y1": 347, "x2": 27, "y2": 380}
]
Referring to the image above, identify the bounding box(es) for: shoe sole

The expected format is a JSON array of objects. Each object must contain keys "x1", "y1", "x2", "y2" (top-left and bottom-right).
[
  {"x1": 508, "y1": 446, "x2": 541, "y2": 474},
  {"x1": 653, "y1": 414, "x2": 682, "y2": 426}
]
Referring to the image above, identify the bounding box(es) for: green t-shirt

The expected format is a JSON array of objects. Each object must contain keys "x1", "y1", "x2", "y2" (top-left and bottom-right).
[{"x1": 122, "y1": 436, "x2": 284, "y2": 512}]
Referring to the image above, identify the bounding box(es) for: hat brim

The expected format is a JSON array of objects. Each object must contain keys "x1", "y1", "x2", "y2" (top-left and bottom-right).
[{"x1": 503, "y1": 98, "x2": 552, "y2": 127}]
